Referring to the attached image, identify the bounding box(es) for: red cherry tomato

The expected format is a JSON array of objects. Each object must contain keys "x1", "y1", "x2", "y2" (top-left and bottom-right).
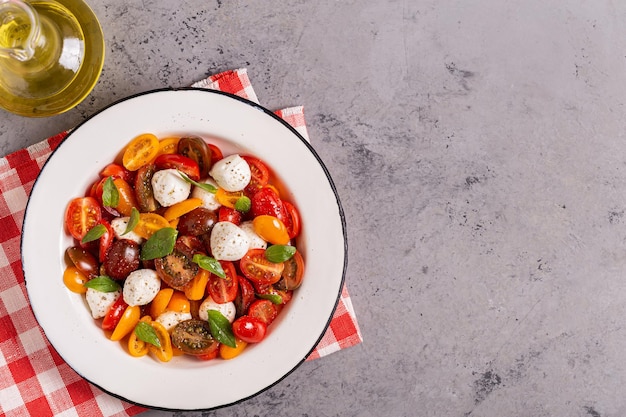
[
  {"x1": 98, "y1": 219, "x2": 114, "y2": 263},
  {"x1": 102, "y1": 296, "x2": 128, "y2": 331},
  {"x1": 232, "y1": 315, "x2": 267, "y2": 343},
  {"x1": 100, "y1": 163, "x2": 134, "y2": 183},
  {"x1": 242, "y1": 156, "x2": 270, "y2": 195},
  {"x1": 234, "y1": 275, "x2": 255, "y2": 317},
  {"x1": 208, "y1": 143, "x2": 223, "y2": 166},
  {"x1": 282, "y1": 201, "x2": 301, "y2": 239},
  {"x1": 239, "y1": 248, "x2": 284, "y2": 285},
  {"x1": 65, "y1": 197, "x2": 102, "y2": 241},
  {"x1": 250, "y1": 187, "x2": 288, "y2": 223},
  {"x1": 154, "y1": 154, "x2": 201, "y2": 181},
  {"x1": 248, "y1": 299, "x2": 278, "y2": 325},
  {"x1": 208, "y1": 261, "x2": 239, "y2": 303},
  {"x1": 218, "y1": 206, "x2": 242, "y2": 225}
]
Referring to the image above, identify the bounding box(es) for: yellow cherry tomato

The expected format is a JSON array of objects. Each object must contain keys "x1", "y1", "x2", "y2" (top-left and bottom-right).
[
  {"x1": 184, "y1": 269, "x2": 210, "y2": 301},
  {"x1": 122, "y1": 133, "x2": 159, "y2": 171},
  {"x1": 150, "y1": 288, "x2": 174, "y2": 319},
  {"x1": 110, "y1": 305, "x2": 141, "y2": 341},
  {"x1": 252, "y1": 215, "x2": 290, "y2": 245},
  {"x1": 127, "y1": 316, "x2": 152, "y2": 357},
  {"x1": 166, "y1": 291, "x2": 191, "y2": 313},
  {"x1": 149, "y1": 321, "x2": 173, "y2": 362},
  {"x1": 220, "y1": 338, "x2": 248, "y2": 360},
  {"x1": 163, "y1": 198, "x2": 203, "y2": 221},
  {"x1": 215, "y1": 188, "x2": 245, "y2": 209},
  {"x1": 63, "y1": 266, "x2": 88, "y2": 293},
  {"x1": 134, "y1": 213, "x2": 170, "y2": 239},
  {"x1": 154, "y1": 137, "x2": 180, "y2": 159}
]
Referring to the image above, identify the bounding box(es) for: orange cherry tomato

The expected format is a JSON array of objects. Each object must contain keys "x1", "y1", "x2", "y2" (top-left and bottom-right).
[
  {"x1": 110, "y1": 305, "x2": 141, "y2": 341},
  {"x1": 134, "y1": 213, "x2": 170, "y2": 239},
  {"x1": 63, "y1": 266, "x2": 88, "y2": 293},
  {"x1": 150, "y1": 288, "x2": 174, "y2": 319},
  {"x1": 215, "y1": 188, "x2": 245, "y2": 209},
  {"x1": 122, "y1": 133, "x2": 159, "y2": 171},
  {"x1": 148, "y1": 321, "x2": 173, "y2": 362},
  {"x1": 252, "y1": 215, "x2": 289, "y2": 245},
  {"x1": 163, "y1": 198, "x2": 203, "y2": 222},
  {"x1": 166, "y1": 291, "x2": 191, "y2": 313},
  {"x1": 184, "y1": 269, "x2": 210, "y2": 301},
  {"x1": 112, "y1": 177, "x2": 139, "y2": 217},
  {"x1": 219, "y1": 338, "x2": 248, "y2": 360}
]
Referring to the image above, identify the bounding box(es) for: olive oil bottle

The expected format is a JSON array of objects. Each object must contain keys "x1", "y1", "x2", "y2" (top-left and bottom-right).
[{"x1": 0, "y1": 0, "x2": 104, "y2": 117}]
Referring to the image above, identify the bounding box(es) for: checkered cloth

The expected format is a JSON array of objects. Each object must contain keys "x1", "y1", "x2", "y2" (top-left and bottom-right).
[{"x1": 0, "y1": 69, "x2": 362, "y2": 417}]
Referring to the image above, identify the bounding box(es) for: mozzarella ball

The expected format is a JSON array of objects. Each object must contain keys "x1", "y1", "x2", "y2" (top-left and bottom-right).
[
  {"x1": 209, "y1": 154, "x2": 251, "y2": 192},
  {"x1": 151, "y1": 168, "x2": 191, "y2": 207},
  {"x1": 210, "y1": 221, "x2": 250, "y2": 261},
  {"x1": 240, "y1": 220, "x2": 267, "y2": 250},
  {"x1": 190, "y1": 178, "x2": 221, "y2": 211},
  {"x1": 86, "y1": 288, "x2": 121, "y2": 319},
  {"x1": 110, "y1": 217, "x2": 143, "y2": 244},
  {"x1": 198, "y1": 296, "x2": 236, "y2": 323},
  {"x1": 156, "y1": 311, "x2": 193, "y2": 332},
  {"x1": 122, "y1": 269, "x2": 161, "y2": 306}
]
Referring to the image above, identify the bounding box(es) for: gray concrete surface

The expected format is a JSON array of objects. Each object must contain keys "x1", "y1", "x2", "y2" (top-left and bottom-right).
[{"x1": 4, "y1": 0, "x2": 626, "y2": 416}]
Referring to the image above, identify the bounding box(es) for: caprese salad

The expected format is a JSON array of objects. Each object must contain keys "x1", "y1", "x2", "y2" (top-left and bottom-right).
[{"x1": 62, "y1": 133, "x2": 304, "y2": 362}]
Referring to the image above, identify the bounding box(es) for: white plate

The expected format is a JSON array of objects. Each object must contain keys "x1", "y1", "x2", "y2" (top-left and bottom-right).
[{"x1": 22, "y1": 89, "x2": 346, "y2": 411}]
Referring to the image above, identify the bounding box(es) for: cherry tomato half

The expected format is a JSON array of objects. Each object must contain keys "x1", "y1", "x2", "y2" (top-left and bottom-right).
[
  {"x1": 154, "y1": 154, "x2": 200, "y2": 181},
  {"x1": 122, "y1": 133, "x2": 159, "y2": 171},
  {"x1": 248, "y1": 299, "x2": 278, "y2": 325},
  {"x1": 242, "y1": 156, "x2": 270, "y2": 196},
  {"x1": 65, "y1": 197, "x2": 102, "y2": 241},
  {"x1": 208, "y1": 261, "x2": 239, "y2": 303},
  {"x1": 134, "y1": 163, "x2": 160, "y2": 212},
  {"x1": 178, "y1": 136, "x2": 212, "y2": 178},
  {"x1": 208, "y1": 143, "x2": 223, "y2": 166},
  {"x1": 232, "y1": 315, "x2": 267, "y2": 343},
  {"x1": 277, "y1": 249, "x2": 304, "y2": 290},
  {"x1": 102, "y1": 296, "x2": 128, "y2": 331},
  {"x1": 239, "y1": 248, "x2": 284, "y2": 285},
  {"x1": 171, "y1": 319, "x2": 219, "y2": 356},
  {"x1": 100, "y1": 163, "x2": 133, "y2": 183},
  {"x1": 282, "y1": 201, "x2": 301, "y2": 239},
  {"x1": 250, "y1": 187, "x2": 288, "y2": 223},
  {"x1": 234, "y1": 275, "x2": 255, "y2": 317}
]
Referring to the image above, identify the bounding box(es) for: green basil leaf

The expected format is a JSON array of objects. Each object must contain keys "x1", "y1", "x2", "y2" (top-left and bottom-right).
[
  {"x1": 84, "y1": 276, "x2": 120, "y2": 292},
  {"x1": 140, "y1": 227, "x2": 178, "y2": 260},
  {"x1": 234, "y1": 196, "x2": 251, "y2": 213},
  {"x1": 102, "y1": 176, "x2": 119, "y2": 208},
  {"x1": 134, "y1": 321, "x2": 161, "y2": 347},
  {"x1": 265, "y1": 245, "x2": 296, "y2": 263},
  {"x1": 207, "y1": 310, "x2": 236, "y2": 348},
  {"x1": 81, "y1": 224, "x2": 107, "y2": 244},
  {"x1": 256, "y1": 293, "x2": 283, "y2": 305},
  {"x1": 192, "y1": 254, "x2": 225, "y2": 278},
  {"x1": 178, "y1": 170, "x2": 217, "y2": 194},
  {"x1": 123, "y1": 207, "x2": 140, "y2": 235}
]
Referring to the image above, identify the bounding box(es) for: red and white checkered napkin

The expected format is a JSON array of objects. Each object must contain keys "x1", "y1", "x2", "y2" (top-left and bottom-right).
[{"x1": 0, "y1": 69, "x2": 362, "y2": 416}]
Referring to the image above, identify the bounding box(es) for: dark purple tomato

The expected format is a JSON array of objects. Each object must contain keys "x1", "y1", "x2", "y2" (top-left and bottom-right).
[
  {"x1": 104, "y1": 239, "x2": 140, "y2": 280},
  {"x1": 177, "y1": 207, "x2": 217, "y2": 236},
  {"x1": 66, "y1": 246, "x2": 99, "y2": 278},
  {"x1": 154, "y1": 240, "x2": 199, "y2": 290},
  {"x1": 177, "y1": 136, "x2": 212, "y2": 178}
]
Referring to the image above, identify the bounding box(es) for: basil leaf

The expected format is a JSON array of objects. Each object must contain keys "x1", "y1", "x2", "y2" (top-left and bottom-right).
[
  {"x1": 123, "y1": 207, "x2": 140, "y2": 235},
  {"x1": 178, "y1": 170, "x2": 217, "y2": 194},
  {"x1": 192, "y1": 254, "x2": 225, "y2": 278},
  {"x1": 265, "y1": 245, "x2": 296, "y2": 263},
  {"x1": 134, "y1": 321, "x2": 161, "y2": 347},
  {"x1": 84, "y1": 276, "x2": 120, "y2": 292},
  {"x1": 257, "y1": 293, "x2": 283, "y2": 305},
  {"x1": 81, "y1": 224, "x2": 107, "y2": 244},
  {"x1": 234, "y1": 196, "x2": 251, "y2": 213},
  {"x1": 207, "y1": 310, "x2": 236, "y2": 348},
  {"x1": 102, "y1": 176, "x2": 119, "y2": 208},
  {"x1": 140, "y1": 227, "x2": 178, "y2": 260}
]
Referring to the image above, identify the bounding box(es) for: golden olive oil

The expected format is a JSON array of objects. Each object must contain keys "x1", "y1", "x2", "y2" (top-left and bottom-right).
[{"x1": 0, "y1": 0, "x2": 104, "y2": 117}]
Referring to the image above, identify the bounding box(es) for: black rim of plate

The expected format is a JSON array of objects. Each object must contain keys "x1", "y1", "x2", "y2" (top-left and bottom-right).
[{"x1": 21, "y1": 87, "x2": 348, "y2": 412}]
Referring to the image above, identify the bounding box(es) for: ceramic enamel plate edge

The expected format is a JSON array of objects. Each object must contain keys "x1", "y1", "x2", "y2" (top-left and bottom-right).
[{"x1": 21, "y1": 89, "x2": 347, "y2": 410}]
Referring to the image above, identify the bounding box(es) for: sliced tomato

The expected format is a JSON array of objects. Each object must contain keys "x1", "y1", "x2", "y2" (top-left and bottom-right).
[
  {"x1": 102, "y1": 296, "x2": 128, "y2": 331},
  {"x1": 208, "y1": 261, "x2": 239, "y2": 303},
  {"x1": 250, "y1": 187, "x2": 288, "y2": 224},
  {"x1": 122, "y1": 133, "x2": 159, "y2": 171},
  {"x1": 277, "y1": 249, "x2": 304, "y2": 290},
  {"x1": 178, "y1": 136, "x2": 212, "y2": 178},
  {"x1": 154, "y1": 154, "x2": 200, "y2": 181},
  {"x1": 171, "y1": 319, "x2": 218, "y2": 356},
  {"x1": 239, "y1": 248, "x2": 284, "y2": 285},
  {"x1": 282, "y1": 201, "x2": 301, "y2": 239},
  {"x1": 112, "y1": 177, "x2": 138, "y2": 217},
  {"x1": 154, "y1": 240, "x2": 199, "y2": 290},
  {"x1": 208, "y1": 143, "x2": 223, "y2": 166},
  {"x1": 97, "y1": 219, "x2": 114, "y2": 263},
  {"x1": 100, "y1": 163, "x2": 133, "y2": 183},
  {"x1": 65, "y1": 197, "x2": 102, "y2": 241},
  {"x1": 248, "y1": 299, "x2": 278, "y2": 325},
  {"x1": 254, "y1": 282, "x2": 293, "y2": 305},
  {"x1": 232, "y1": 315, "x2": 267, "y2": 343},
  {"x1": 234, "y1": 275, "x2": 255, "y2": 317},
  {"x1": 110, "y1": 305, "x2": 140, "y2": 341},
  {"x1": 134, "y1": 163, "x2": 160, "y2": 212},
  {"x1": 218, "y1": 206, "x2": 242, "y2": 225},
  {"x1": 242, "y1": 156, "x2": 270, "y2": 195},
  {"x1": 148, "y1": 320, "x2": 173, "y2": 362}
]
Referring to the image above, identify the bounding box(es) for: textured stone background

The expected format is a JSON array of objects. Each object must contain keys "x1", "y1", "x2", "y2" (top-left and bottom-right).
[{"x1": 4, "y1": 0, "x2": 626, "y2": 416}]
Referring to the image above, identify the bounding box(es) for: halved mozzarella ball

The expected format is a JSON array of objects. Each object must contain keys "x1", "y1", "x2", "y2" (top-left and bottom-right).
[
  {"x1": 198, "y1": 296, "x2": 236, "y2": 323},
  {"x1": 209, "y1": 154, "x2": 251, "y2": 192},
  {"x1": 151, "y1": 168, "x2": 191, "y2": 207},
  {"x1": 190, "y1": 178, "x2": 221, "y2": 211},
  {"x1": 110, "y1": 217, "x2": 143, "y2": 244},
  {"x1": 156, "y1": 311, "x2": 193, "y2": 332},
  {"x1": 86, "y1": 288, "x2": 121, "y2": 319},
  {"x1": 210, "y1": 221, "x2": 251, "y2": 261},
  {"x1": 240, "y1": 220, "x2": 267, "y2": 250},
  {"x1": 123, "y1": 269, "x2": 161, "y2": 306}
]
